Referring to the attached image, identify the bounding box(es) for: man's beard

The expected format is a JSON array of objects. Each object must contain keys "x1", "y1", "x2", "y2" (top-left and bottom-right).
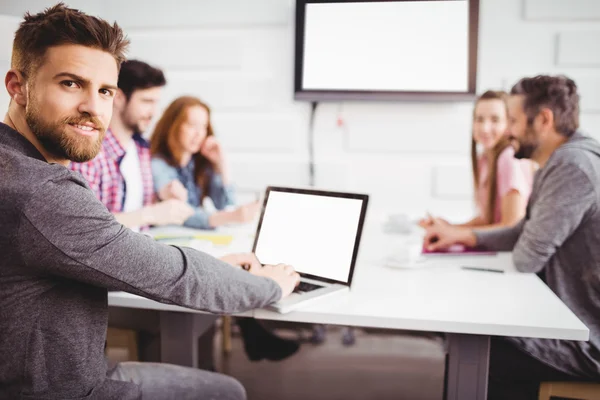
[
  {"x1": 514, "y1": 142, "x2": 538, "y2": 159},
  {"x1": 121, "y1": 108, "x2": 147, "y2": 136},
  {"x1": 128, "y1": 121, "x2": 143, "y2": 136},
  {"x1": 25, "y1": 100, "x2": 105, "y2": 163},
  {"x1": 512, "y1": 126, "x2": 539, "y2": 160}
]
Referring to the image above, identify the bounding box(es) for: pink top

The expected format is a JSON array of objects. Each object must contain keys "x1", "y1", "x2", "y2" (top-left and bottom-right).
[{"x1": 476, "y1": 146, "x2": 535, "y2": 223}]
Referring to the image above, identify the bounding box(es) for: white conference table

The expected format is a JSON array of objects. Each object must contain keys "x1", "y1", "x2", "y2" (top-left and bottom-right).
[{"x1": 108, "y1": 219, "x2": 589, "y2": 400}]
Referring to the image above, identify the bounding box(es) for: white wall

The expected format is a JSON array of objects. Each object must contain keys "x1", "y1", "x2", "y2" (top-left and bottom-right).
[
  {"x1": 0, "y1": 15, "x2": 22, "y2": 113},
  {"x1": 2, "y1": 0, "x2": 600, "y2": 215}
]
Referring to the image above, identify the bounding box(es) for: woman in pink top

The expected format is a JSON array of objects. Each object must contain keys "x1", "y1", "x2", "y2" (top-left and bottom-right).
[
  {"x1": 469, "y1": 90, "x2": 535, "y2": 227},
  {"x1": 421, "y1": 90, "x2": 535, "y2": 237}
]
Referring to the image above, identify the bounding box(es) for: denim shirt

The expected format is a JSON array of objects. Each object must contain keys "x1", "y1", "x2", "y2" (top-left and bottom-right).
[{"x1": 151, "y1": 157, "x2": 235, "y2": 229}]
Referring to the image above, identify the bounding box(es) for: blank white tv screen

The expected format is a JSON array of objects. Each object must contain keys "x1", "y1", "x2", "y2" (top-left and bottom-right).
[{"x1": 297, "y1": 0, "x2": 476, "y2": 100}]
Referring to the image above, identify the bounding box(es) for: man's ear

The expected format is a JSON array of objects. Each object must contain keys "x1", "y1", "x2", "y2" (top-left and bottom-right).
[
  {"x1": 113, "y1": 88, "x2": 127, "y2": 111},
  {"x1": 5, "y1": 69, "x2": 28, "y2": 107},
  {"x1": 537, "y1": 107, "x2": 555, "y2": 133}
]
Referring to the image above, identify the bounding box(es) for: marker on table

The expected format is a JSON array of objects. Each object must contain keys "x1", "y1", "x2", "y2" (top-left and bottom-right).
[{"x1": 461, "y1": 266, "x2": 504, "y2": 274}]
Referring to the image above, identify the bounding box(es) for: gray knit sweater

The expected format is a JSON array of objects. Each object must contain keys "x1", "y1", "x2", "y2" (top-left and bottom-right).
[
  {"x1": 475, "y1": 131, "x2": 600, "y2": 378},
  {"x1": 0, "y1": 123, "x2": 281, "y2": 399}
]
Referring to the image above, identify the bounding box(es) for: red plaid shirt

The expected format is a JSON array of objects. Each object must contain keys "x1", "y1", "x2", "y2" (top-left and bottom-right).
[{"x1": 70, "y1": 129, "x2": 155, "y2": 213}]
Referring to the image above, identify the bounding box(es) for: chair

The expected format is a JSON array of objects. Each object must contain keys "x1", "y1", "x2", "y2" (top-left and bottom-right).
[
  {"x1": 106, "y1": 327, "x2": 139, "y2": 362},
  {"x1": 539, "y1": 381, "x2": 600, "y2": 400},
  {"x1": 221, "y1": 316, "x2": 233, "y2": 354}
]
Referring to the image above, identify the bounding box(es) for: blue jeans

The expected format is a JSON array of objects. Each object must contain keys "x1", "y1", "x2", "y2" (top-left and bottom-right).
[{"x1": 108, "y1": 362, "x2": 246, "y2": 400}]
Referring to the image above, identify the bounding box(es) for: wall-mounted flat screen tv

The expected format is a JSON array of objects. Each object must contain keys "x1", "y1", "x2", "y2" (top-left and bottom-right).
[{"x1": 294, "y1": 0, "x2": 479, "y2": 101}]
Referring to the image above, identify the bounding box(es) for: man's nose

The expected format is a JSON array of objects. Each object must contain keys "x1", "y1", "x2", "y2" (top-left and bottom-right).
[{"x1": 78, "y1": 90, "x2": 102, "y2": 117}]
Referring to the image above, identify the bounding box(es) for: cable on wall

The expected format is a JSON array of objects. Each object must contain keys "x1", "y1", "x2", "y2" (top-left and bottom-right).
[{"x1": 308, "y1": 101, "x2": 318, "y2": 187}]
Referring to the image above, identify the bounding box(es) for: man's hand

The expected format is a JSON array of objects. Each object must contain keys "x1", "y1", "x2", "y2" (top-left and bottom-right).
[
  {"x1": 233, "y1": 201, "x2": 261, "y2": 224},
  {"x1": 145, "y1": 199, "x2": 194, "y2": 226},
  {"x1": 158, "y1": 180, "x2": 188, "y2": 202},
  {"x1": 423, "y1": 219, "x2": 476, "y2": 251},
  {"x1": 220, "y1": 254, "x2": 300, "y2": 299},
  {"x1": 220, "y1": 253, "x2": 262, "y2": 274},
  {"x1": 254, "y1": 264, "x2": 300, "y2": 300}
]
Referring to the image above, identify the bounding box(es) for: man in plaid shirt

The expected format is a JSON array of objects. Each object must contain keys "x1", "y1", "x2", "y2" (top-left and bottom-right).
[{"x1": 71, "y1": 60, "x2": 193, "y2": 231}]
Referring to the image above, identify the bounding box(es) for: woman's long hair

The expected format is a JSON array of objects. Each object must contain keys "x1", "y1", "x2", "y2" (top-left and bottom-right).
[
  {"x1": 471, "y1": 90, "x2": 511, "y2": 224},
  {"x1": 150, "y1": 96, "x2": 214, "y2": 202}
]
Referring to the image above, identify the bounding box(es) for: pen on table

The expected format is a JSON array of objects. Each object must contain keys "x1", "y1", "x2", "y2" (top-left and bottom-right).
[{"x1": 461, "y1": 266, "x2": 504, "y2": 274}]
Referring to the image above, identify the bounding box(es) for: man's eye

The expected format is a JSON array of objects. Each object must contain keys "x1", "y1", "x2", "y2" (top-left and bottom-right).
[
  {"x1": 61, "y1": 80, "x2": 79, "y2": 88},
  {"x1": 100, "y1": 89, "x2": 114, "y2": 97}
]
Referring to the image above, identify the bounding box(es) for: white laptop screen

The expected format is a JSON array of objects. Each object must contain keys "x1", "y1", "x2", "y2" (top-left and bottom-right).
[{"x1": 254, "y1": 190, "x2": 365, "y2": 284}]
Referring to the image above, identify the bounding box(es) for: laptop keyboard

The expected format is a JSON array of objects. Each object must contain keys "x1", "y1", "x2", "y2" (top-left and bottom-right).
[{"x1": 294, "y1": 281, "x2": 324, "y2": 294}]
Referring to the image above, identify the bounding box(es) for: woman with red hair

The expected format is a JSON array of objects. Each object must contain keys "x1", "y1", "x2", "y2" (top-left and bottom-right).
[{"x1": 150, "y1": 96, "x2": 259, "y2": 229}]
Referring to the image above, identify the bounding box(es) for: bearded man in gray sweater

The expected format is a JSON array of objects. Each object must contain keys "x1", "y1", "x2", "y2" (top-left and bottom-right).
[
  {"x1": 0, "y1": 4, "x2": 299, "y2": 400},
  {"x1": 424, "y1": 75, "x2": 600, "y2": 400}
]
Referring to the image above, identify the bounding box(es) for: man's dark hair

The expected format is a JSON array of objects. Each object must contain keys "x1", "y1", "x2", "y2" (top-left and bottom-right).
[
  {"x1": 12, "y1": 3, "x2": 129, "y2": 79},
  {"x1": 118, "y1": 60, "x2": 166, "y2": 100},
  {"x1": 510, "y1": 75, "x2": 580, "y2": 137}
]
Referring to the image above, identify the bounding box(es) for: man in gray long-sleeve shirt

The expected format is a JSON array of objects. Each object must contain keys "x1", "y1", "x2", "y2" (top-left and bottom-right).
[
  {"x1": 0, "y1": 5, "x2": 299, "y2": 400},
  {"x1": 424, "y1": 75, "x2": 600, "y2": 399}
]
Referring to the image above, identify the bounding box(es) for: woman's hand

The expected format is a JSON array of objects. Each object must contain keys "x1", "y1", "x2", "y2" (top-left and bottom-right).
[
  {"x1": 200, "y1": 136, "x2": 224, "y2": 171},
  {"x1": 158, "y1": 180, "x2": 188, "y2": 202}
]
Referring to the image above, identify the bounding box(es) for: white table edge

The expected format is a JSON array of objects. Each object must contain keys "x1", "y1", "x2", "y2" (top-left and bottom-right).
[{"x1": 108, "y1": 291, "x2": 589, "y2": 341}]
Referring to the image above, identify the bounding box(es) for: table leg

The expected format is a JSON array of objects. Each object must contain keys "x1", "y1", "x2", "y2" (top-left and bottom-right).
[
  {"x1": 445, "y1": 333, "x2": 490, "y2": 400},
  {"x1": 159, "y1": 311, "x2": 218, "y2": 368}
]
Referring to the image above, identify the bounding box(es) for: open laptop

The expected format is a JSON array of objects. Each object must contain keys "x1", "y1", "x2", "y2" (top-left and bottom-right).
[{"x1": 252, "y1": 186, "x2": 369, "y2": 314}]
